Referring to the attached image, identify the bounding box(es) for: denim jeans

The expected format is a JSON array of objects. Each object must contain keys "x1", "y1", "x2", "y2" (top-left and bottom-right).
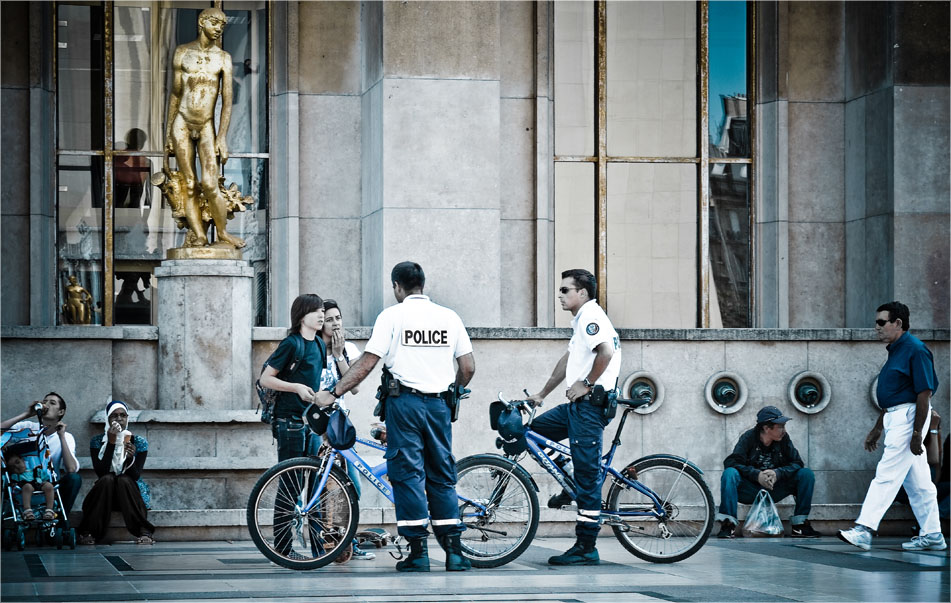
[
  {"x1": 57, "y1": 471, "x2": 82, "y2": 516},
  {"x1": 273, "y1": 418, "x2": 309, "y2": 463},
  {"x1": 717, "y1": 466, "x2": 815, "y2": 525}
]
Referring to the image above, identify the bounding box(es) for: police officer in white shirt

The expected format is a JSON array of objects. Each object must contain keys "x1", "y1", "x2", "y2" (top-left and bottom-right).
[
  {"x1": 527, "y1": 269, "x2": 621, "y2": 566},
  {"x1": 316, "y1": 261, "x2": 476, "y2": 572}
]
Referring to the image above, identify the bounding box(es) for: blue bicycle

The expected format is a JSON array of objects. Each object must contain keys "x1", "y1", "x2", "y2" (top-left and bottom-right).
[
  {"x1": 456, "y1": 392, "x2": 715, "y2": 564},
  {"x1": 246, "y1": 406, "x2": 537, "y2": 570}
]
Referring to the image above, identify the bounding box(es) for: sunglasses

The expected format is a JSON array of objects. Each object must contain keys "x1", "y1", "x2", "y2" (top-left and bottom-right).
[
  {"x1": 875, "y1": 318, "x2": 895, "y2": 327},
  {"x1": 559, "y1": 287, "x2": 580, "y2": 295}
]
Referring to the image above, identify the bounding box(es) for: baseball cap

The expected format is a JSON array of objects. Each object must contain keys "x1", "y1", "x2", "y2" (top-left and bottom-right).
[{"x1": 757, "y1": 405, "x2": 791, "y2": 424}]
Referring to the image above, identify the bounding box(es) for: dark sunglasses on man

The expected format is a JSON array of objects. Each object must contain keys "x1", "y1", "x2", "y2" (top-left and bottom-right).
[{"x1": 875, "y1": 318, "x2": 896, "y2": 327}]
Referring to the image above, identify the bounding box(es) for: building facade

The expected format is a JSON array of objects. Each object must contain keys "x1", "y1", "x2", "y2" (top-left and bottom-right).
[{"x1": 2, "y1": 1, "x2": 948, "y2": 538}]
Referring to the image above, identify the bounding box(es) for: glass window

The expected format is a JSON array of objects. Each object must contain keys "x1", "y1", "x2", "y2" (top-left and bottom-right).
[
  {"x1": 607, "y1": 1, "x2": 697, "y2": 158},
  {"x1": 709, "y1": 0, "x2": 748, "y2": 158},
  {"x1": 607, "y1": 163, "x2": 697, "y2": 328},
  {"x1": 56, "y1": 1, "x2": 269, "y2": 326},
  {"x1": 554, "y1": 1, "x2": 595, "y2": 157},
  {"x1": 57, "y1": 4, "x2": 105, "y2": 151},
  {"x1": 709, "y1": 163, "x2": 750, "y2": 327},
  {"x1": 57, "y1": 155, "x2": 105, "y2": 325},
  {"x1": 554, "y1": 162, "x2": 595, "y2": 328}
]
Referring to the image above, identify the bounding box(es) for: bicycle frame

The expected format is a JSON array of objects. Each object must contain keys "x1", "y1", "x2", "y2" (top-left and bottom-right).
[
  {"x1": 520, "y1": 404, "x2": 679, "y2": 520},
  {"x1": 299, "y1": 436, "x2": 492, "y2": 519}
]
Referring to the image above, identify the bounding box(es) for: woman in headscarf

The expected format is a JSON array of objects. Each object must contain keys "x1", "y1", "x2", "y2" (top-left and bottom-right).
[{"x1": 77, "y1": 400, "x2": 154, "y2": 545}]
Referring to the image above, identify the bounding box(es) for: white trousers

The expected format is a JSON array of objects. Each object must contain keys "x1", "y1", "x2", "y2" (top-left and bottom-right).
[{"x1": 856, "y1": 403, "x2": 940, "y2": 533}]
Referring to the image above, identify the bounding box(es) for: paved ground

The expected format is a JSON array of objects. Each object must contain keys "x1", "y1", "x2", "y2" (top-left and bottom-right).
[{"x1": 1, "y1": 535, "x2": 948, "y2": 602}]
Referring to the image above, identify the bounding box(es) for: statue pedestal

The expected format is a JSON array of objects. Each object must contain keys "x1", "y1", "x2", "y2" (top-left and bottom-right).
[{"x1": 155, "y1": 260, "x2": 253, "y2": 410}]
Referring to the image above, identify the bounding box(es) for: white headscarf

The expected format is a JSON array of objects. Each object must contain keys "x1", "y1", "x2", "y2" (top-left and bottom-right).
[{"x1": 99, "y1": 400, "x2": 132, "y2": 475}]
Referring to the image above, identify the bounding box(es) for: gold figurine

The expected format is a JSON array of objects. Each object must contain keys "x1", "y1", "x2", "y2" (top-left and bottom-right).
[
  {"x1": 152, "y1": 7, "x2": 253, "y2": 260},
  {"x1": 62, "y1": 276, "x2": 93, "y2": 325}
]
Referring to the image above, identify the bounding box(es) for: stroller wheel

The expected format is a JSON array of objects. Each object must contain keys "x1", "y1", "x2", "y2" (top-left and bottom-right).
[
  {"x1": 67, "y1": 528, "x2": 77, "y2": 550},
  {"x1": 54, "y1": 527, "x2": 64, "y2": 550},
  {"x1": 16, "y1": 526, "x2": 25, "y2": 551},
  {"x1": 2, "y1": 528, "x2": 12, "y2": 550}
]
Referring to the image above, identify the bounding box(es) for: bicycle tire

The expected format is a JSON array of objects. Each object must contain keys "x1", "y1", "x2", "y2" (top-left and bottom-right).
[
  {"x1": 247, "y1": 457, "x2": 359, "y2": 570},
  {"x1": 605, "y1": 456, "x2": 714, "y2": 563},
  {"x1": 455, "y1": 454, "x2": 539, "y2": 568}
]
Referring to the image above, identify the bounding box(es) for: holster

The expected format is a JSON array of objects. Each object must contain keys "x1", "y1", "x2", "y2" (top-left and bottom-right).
[
  {"x1": 589, "y1": 385, "x2": 618, "y2": 420},
  {"x1": 374, "y1": 366, "x2": 399, "y2": 422}
]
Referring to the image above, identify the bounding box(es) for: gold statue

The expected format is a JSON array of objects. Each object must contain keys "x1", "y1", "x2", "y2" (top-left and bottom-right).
[
  {"x1": 153, "y1": 7, "x2": 253, "y2": 259},
  {"x1": 62, "y1": 276, "x2": 93, "y2": 325}
]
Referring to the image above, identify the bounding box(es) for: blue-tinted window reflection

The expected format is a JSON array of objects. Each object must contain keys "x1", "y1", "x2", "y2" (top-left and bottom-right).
[{"x1": 709, "y1": 1, "x2": 747, "y2": 158}]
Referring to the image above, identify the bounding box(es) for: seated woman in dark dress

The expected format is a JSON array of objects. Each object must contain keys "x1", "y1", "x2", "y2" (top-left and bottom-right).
[{"x1": 78, "y1": 400, "x2": 154, "y2": 545}]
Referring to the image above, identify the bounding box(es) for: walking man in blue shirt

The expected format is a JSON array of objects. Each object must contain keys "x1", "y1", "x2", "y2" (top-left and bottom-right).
[{"x1": 839, "y1": 301, "x2": 946, "y2": 551}]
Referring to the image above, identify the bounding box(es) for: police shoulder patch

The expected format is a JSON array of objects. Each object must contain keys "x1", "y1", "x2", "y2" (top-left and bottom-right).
[{"x1": 586, "y1": 322, "x2": 600, "y2": 336}]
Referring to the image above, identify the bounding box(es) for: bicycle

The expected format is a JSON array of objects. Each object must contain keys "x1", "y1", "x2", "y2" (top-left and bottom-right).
[
  {"x1": 455, "y1": 392, "x2": 715, "y2": 564},
  {"x1": 246, "y1": 405, "x2": 537, "y2": 570}
]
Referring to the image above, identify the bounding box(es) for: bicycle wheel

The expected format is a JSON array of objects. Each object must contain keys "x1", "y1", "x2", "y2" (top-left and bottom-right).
[
  {"x1": 247, "y1": 457, "x2": 359, "y2": 570},
  {"x1": 605, "y1": 456, "x2": 714, "y2": 563},
  {"x1": 455, "y1": 454, "x2": 539, "y2": 568}
]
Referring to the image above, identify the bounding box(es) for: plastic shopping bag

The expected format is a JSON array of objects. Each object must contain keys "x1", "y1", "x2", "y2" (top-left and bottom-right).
[{"x1": 742, "y1": 489, "x2": 784, "y2": 537}]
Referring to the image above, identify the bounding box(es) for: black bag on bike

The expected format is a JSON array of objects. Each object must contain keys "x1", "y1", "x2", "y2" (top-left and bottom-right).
[
  {"x1": 589, "y1": 385, "x2": 618, "y2": 420},
  {"x1": 255, "y1": 335, "x2": 305, "y2": 424},
  {"x1": 326, "y1": 408, "x2": 356, "y2": 450}
]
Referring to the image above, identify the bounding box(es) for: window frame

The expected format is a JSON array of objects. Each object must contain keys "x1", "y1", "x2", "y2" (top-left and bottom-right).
[
  {"x1": 552, "y1": 0, "x2": 756, "y2": 328},
  {"x1": 52, "y1": 0, "x2": 270, "y2": 326}
]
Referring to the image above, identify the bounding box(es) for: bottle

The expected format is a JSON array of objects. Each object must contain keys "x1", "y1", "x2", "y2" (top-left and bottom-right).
[{"x1": 553, "y1": 454, "x2": 574, "y2": 477}]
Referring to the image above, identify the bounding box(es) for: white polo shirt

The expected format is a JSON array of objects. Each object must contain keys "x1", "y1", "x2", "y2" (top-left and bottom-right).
[
  {"x1": 364, "y1": 294, "x2": 473, "y2": 394},
  {"x1": 566, "y1": 300, "x2": 621, "y2": 389}
]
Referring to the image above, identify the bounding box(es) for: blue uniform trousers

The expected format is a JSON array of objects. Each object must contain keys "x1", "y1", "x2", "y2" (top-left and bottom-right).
[
  {"x1": 530, "y1": 400, "x2": 612, "y2": 539},
  {"x1": 384, "y1": 391, "x2": 463, "y2": 540},
  {"x1": 717, "y1": 466, "x2": 815, "y2": 525}
]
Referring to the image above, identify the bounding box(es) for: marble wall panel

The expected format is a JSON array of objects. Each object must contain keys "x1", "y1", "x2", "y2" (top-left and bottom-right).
[
  {"x1": 214, "y1": 426, "x2": 276, "y2": 459},
  {"x1": 146, "y1": 428, "x2": 216, "y2": 459},
  {"x1": 500, "y1": 219, "x2": 535, "y2": 328},
  {"x1": 360, "y1": 208, "x2": 385, "y2": 322},
  {"x1": 787, "y1": 102, "x2": 845, "y2": 223},
  {"x1": 893, "y1": 1, "x2": 951, "y2": 86},
  {"x1": 299, "y1": 95, "x2": 361, "y2": 219},
  {"x1": 378, "y1": 208, "x2": 500, "y2": 326},
  {"x1": 500, "y1": 1, "x2": 535, "y2": 99},
  {"x1": 803, "y1": 342, "x2": 884, "y2": 472},
  {"x1": 383, "y1": 1, "x2": 500, "y2": 80},
  {"x1": 787, "y1": 222, "x2": 845, "y2": 328},
  {"x1": 362, "y1": 0, "x2": 383, "y2": 93},
  {"x1": 844, "y1": 96, "x2": 866, "y2": 222},
  {"x1": 725, "y1": 341, "x2": 808, "y2": 403},
  {"x1": 893, "y1": 86, "x2": 951, "y2": 215},
  {"x1": 1, "y1": 88, "x2": 29, "y2": 216},
  {"x1": 639, "y1": 341, "x2": 727, "y2": 471},
  {"x1": 755, "y1": 0, "x2": 779, "y2": 104},
  {"x1": 864, "y1": 213, "x2": 893, "y2": 307},
  {"x1": 361, "y1": 81, "x2": 383, "y2": 216},
  {"x1": 844, "y1": 1, "x2": 889, "y2": 100},
  {"x1": 755, "y1": 100, "x2": 779, "y2": 225},
  {"x1": 382, "y1": 78, "x2": 500, "y2": 210},
  {"x1": 0, "y1": 339, "x2": 114, "y2": 452},
  {"x1": 0, "y1": 2, "x2": 29, "y2": 87},
  {"x1": 298, "y1": 1, "x2": 361, "y2": 95},
  {"x1": 112, "y1": 341, "x2": 157, "y2": 410},
  {"x1": 893, "y1": 214, "x2": 950, "y2": 330},
  {"x1": 864, "y1": 89, "x2": 894, "y2": 218},
  {"x1": 845, "y1": 219, "x2": 869, "y2": 328},
  {"x1": 500, "y1": 98, "x2": 535, "y2": 221},
  {"x1": 815, "y1": 469, "x2": 877, "y2": 504},
  {"x1": 786, "y1": 1, "x2": 844, "y2": 102},
  {"x1": 148, "y1": 477, "x2": 226, "y2": 510},
  {"x1": 299, "y1": 217, "x2": 363, "y2": 325},
  {"x1": 1, "y1": 215, "x2": 29, "y2": 325}
]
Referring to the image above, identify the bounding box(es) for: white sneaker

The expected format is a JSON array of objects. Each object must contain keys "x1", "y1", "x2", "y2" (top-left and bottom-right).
[
  {"x1": 901, "y1": 533, "x2": 947, "y2": 551},
  {"x1": 838, "y1": 526, "x2": 872, "y2": 551}
]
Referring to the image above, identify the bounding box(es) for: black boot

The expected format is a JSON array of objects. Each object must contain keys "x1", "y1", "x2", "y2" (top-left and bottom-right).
[
  {"x1": 547, "y1": 489, "x2": 574, "y2": 509},
  {"x1": 438, "y1": 533, "x2": 472, "y2": 571},
  {"x1": 548, "y1": 534, "x2": 599, "y2": 566},
  {"x1": 395, "y1": 538, "x2": 430, "y2": 572}
]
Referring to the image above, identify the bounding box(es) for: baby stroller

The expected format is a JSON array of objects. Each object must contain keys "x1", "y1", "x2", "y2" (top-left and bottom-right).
[{"x1": 1, "y1": 428, "x2": 77, "y2": 550}]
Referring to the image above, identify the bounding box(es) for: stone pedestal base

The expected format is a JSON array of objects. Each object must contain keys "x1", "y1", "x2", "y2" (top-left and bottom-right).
[{"x1": 155, "y1": 260, "x2": 253, "y2": 410}]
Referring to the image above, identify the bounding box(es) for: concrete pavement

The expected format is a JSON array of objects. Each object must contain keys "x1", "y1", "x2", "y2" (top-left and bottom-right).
[{"x1": 1, "y1": 535, "x2": 948, "y2": 602}]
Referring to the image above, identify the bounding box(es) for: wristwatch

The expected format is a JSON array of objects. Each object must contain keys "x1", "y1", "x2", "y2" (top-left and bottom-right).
[
  {"x1": 330, "y1": 388, "x2": 344, "y2": 399},
  {"x1": 335, "y1": 356, "x2": 346, "y2": 363},
  {"x1": 583, "y1": 377, "x2": 594, "y2": 388}
]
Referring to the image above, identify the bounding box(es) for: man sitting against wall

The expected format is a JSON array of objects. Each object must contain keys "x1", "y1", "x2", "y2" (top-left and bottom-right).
[{"x1": 716, "y1": 405, "x2": 821, "y2": 538}]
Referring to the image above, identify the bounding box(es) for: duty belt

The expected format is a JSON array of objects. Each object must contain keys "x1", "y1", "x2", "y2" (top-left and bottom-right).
[{"x1": 398, "y1": 383, "x2": 447, "y2": 398}]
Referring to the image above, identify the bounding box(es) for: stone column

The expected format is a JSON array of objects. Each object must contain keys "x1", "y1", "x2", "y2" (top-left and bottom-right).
[{"x1": 155, "y1": 260, "x2": 253, "y2": 410}]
